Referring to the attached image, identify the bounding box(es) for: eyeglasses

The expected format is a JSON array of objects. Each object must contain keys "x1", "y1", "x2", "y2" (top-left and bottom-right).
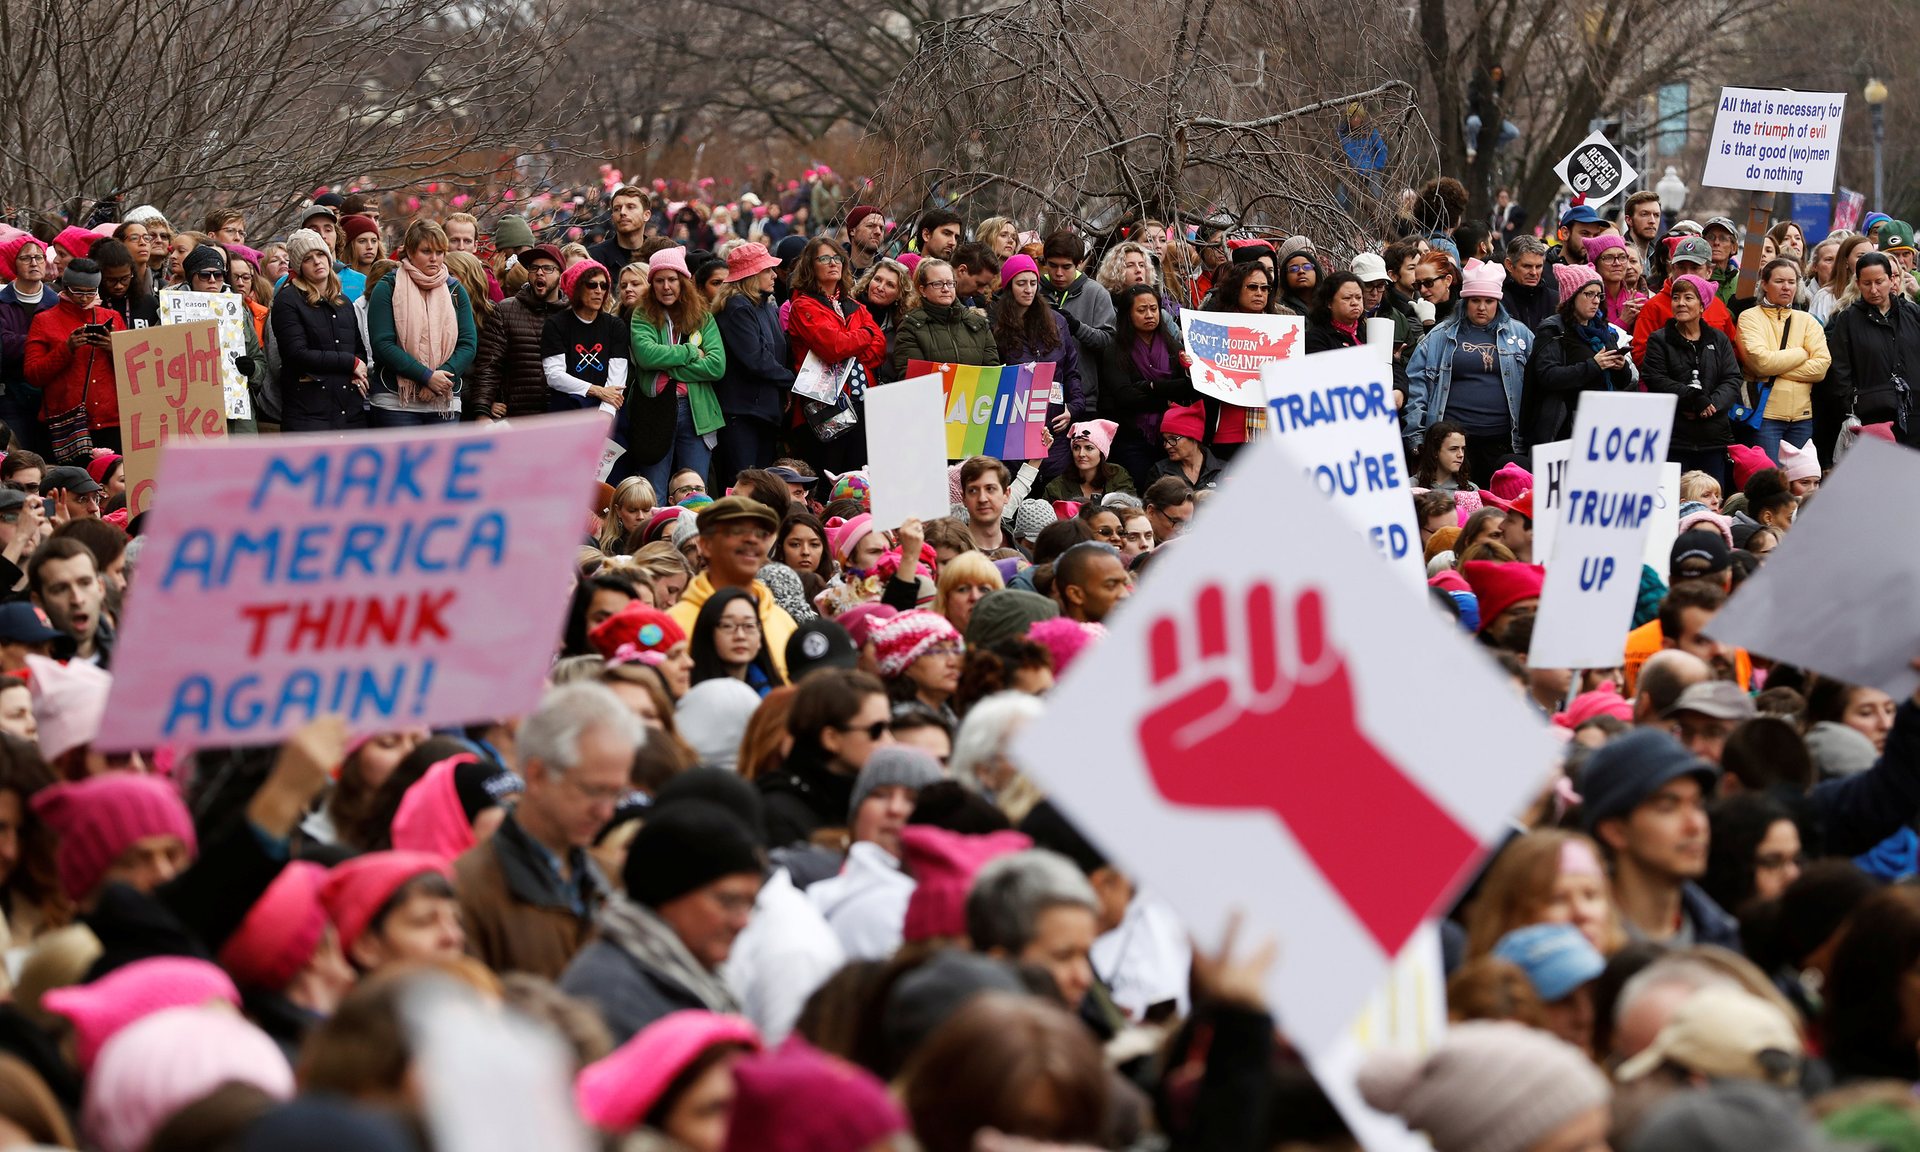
[
  {"x1": 836, "y1": 719, "x2": 891, "y2": 740},
  {"x1": 923, "y1": 280, "x2": 955, "y2": 290},
  {"x1": 714, "y1": 619, "x2": 760, "y2": 635},
  {"x1": 580, "y1": 280, "x2": 608, "y2": 292},
  {"x1": 669, "y1": 483, "x2": 706, "y2": 499},
  {"x1": 923, "y1": 644, "x2": 964, "y2": 659},
  {"x1": 1286, "y1": 263, "x2": 1316, "y2": 274},
  {"x1": 562, "y1": 773, "x2": 627, "y2": 806},
  {"x1": 192, "y1": 270, "x2": 226, "y2": 282},
  {"x1": 813, "y1": 254, "x2": 844, "y2": 265},
  {"x1": 1598, "y1": 252, "x2": 1632, "y2": 263},
  {"x1": 15, "y1": 254, "x2": 43, "y2": 265},
  {"x1": 1244, "y1": 283, "x2": 1270, "y2": 293}
]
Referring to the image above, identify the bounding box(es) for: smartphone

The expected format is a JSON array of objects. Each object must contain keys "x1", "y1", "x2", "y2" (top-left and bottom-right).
[{"x1": 80, "y1": 323, "x2": 110, "y2": 338}]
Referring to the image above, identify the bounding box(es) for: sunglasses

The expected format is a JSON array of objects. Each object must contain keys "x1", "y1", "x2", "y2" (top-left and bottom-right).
[
  {"x1": 1416, "y1": 276, "x2": 1447, "y2": 289},
  {"x1": 838, "y1": 719, "x2": 891, "y2": 740}
]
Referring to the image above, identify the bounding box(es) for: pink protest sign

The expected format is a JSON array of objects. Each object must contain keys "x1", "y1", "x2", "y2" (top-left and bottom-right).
[{"x1": 96, "y1": 413, "x2": 610, "y2": 751}]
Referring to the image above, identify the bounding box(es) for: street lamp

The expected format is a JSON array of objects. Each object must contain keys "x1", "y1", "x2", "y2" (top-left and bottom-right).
[
  {"x1": 1866, "y1": 78, "x2": 1888, "y2": 214},
  {"x1": 1655, "y1": 166, "x2": 1688, "y2": 224}
]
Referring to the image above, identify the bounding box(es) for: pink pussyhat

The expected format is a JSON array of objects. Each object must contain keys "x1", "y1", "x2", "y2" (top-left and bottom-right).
[
  {"x1": 43, "y1": 956, "x2": 240, "y2": 1072},
  {"x1": 26, "y1": 653, "x2": 110, "y2": 762},
  {"x1": 576, "y1": 1011, "x2": 762, "y2": 1132}
]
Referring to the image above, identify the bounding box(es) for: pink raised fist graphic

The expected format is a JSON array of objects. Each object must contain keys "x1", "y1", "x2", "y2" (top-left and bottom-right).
[{"x1": 1137, "y1": 583, "x2": 1479, "y2": 954}]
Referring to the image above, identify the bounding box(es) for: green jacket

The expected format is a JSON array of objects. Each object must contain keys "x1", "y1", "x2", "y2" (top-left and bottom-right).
[
  {"x1": 364, "y1": 270, "x2": 478, "y2": 400},
  {"x1": 889, "y1": 302, "x2": 999, "y2": 379},
  {"x1": 632, "y1": 311, "x2": 726, "y2": 436}
]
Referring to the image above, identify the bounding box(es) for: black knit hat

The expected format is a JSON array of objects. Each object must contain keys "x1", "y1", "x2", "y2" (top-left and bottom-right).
[
  {"x1": 623, "y1": 801, "x2": 764, "y2": 908},
  {"x1": 182, "y1": 244, "x2": 228, "y2": 282}
]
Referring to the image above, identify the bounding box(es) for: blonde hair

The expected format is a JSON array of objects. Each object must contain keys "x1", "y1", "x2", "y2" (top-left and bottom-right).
[
  {"x1": 561, "y1": 242, "x2": 591, "y2": 268},
  {"x1": 445, "y1": 251, "x2": 492, "y2": 329},
  {"x1": 907, "y1": 259, "x2": 953, "y2": 313},
  {"x1": 975, "y1": 216, "x2": 1018, "y2": 246},
  {"x1": 853, "y1": 258, "x2": 918, "y2": 311},
  {"x1": 1096, "y1": 241, "x2": 1152, "y2": 295},
  {"x1": 445, "y1": 211, "x2": 480, "y2": 238},
  {"x1": 597, "y1": 477, "x2": 658, "y2": 552},
  {"x1": 1679, "y1": 470, "x2": 1721, "y2": 502},
  {"x1": 934, "y1": 551, "x2": 1005, "y2": 619}
]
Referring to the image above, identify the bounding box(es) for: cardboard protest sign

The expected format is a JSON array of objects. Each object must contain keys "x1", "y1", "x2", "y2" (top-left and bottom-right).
[
  {"x1": 111, "y1": 322, "x2": 229, "y2": 517},
  {"x1": 1708, "y1": 437, "x2": 1920, "y2": 698},
  {"x1": 1260, "y1": 344, "x2": 1423, "y2": 587},
  {"x1": 156, "y1": 289, "x2": 254, "y2": 420},
  {"x1": 1702, "y1": 87, "x2": 1847, "y2": 194},
  {"x1": 1014, "y1": 431, "x2": 1554, "y2": 1088},
  {"x1": 1528, "y1": 392, "x2": 1678, "y2": 669},
  {"x1": 1554, "y1": 130, "x2": 1637, "y2": 206},
  {"x1": 95, "y1": 412, "x2": 609, "y2": 751},
  {"x1": 865, "y1": 372, "x2": 952, "y2": 529},
  {"x1": 1180, "y1": 309, "x2": 1303, "y2": 406},
  {"x1": 907, "y1": 360, "x2": 1055, "y2": 461}
]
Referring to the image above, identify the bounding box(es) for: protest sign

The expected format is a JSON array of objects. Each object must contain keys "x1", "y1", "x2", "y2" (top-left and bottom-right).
[
  {"x1": 95, "y1": 412, "x2": 609, "y2": 751},
  {"x1": 1702, "y1": 87, "x2": 1847, "y2": 194},
  {"x1": 157, "y1": 289, "x2": 254, "y2": 420},
  {"x1": 1528, "y1": 392, "x2": 1678, "y2": 669},
  {"x1": 594, "y1": 439, "x2": 623, "y2": 483},
  {"x1": 1529, "y1": 440, "x2": 1573, "y2": 564},
  {"x1": 1707, "y1": 437, "x2": 1920, "y2": 698},
  {"x1": 1181, "y1": 309, "x2": 1303, "y2": 406},
  {"x1": 1260, "y1": 344, "x2": 1422, "y2": 587},
  {"x1": 1833, "y1": 188, "x2": 1866, "y2": 234},
  {"x1": 1641, "y1": 462, "x2": 1682, "y2": 573},
  {"x1": 792, "y1": 352, "x2": 854, "y2": 405},
  {"x1": 907, "y1": 359, "x2": 1055, "y2": 461},
  {"x1": 1014, "y1": 430, "x2": 1553, "y2": 1083},
  {"x1": 1554, "y1": 130, "x2": 1637, "y2": 206},
  {"x1": 111, "y1": 322, "x2": 229, "y2": 517},
  {"x1": 865, "y1": 372, "x2": 951, "y2": 529}
]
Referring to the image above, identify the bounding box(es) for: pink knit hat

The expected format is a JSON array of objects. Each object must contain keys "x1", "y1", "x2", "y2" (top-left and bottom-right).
[
  {"x1": 82, "y1": 1005, "x2": 294, "y2": 1152},
  {"x1": 26, "y1": 653, "x2": 111, "y2": 762},
  {"x1": 318, "y1": 851, "x2": 450, "y2": 956},
  {"x1": 1677, "y1": 509, "x2": 1735, "y2": 549},
  {"x1": 1026, "y1": 617, "x2": 1104, "y2": 675},
  {"x1": 826, "y1": 512, "x2": 876, "y2": 566},
  {"x1": 1161, "y1": 400, "x2": 1206, "y2": 441},
  {"x1": 0, "y1": 232, "x2": 44, "y2": 273},
  {"x1": 1069, "y1": 419, "x2": 1117, "y2": 459},
  {"x1": 898, "y1": 252, "x2": 922, "y2": 275},
  {"x1": 31, "y1": 773, "x2": 197, "y2": 901},
  {"x1": 999, "y1": 253, "x2": 1040, "y2": 289},
  {"x1": 50, "y1": 226, "x2": 97, "y2": 260},
  {"x1": 1778, "y1": 439, "x2": 1820, "y2": 483},
  {"x1": 1459, "y1": 262, "x2": 1507, "y2": 298},
  {"x1": 837, "y1": 602, "x2": 898, "y2": 646},
  {"x1": 1553, "y1": 683, "x2": 1634, "y2": 729},
  {"x1": 218, "y1": 861, "x2": 331, "y2": 992},
  {"x1": 900, "y1": 826, "x2": 1031, "y2": 942},
  {"x1": 1488, "y1": 462, "x2": 1532, "y2": 502},
  {"x1": 1670, "y1": 274, "x2": 1717, "y2": 308},
  {"x1": 870, "y1": 609, "x2": 963, "y2": 678},
  {"x1": 1728, "y1": 444, "x2": 1773, "y2": 491},
  {"x1": 722, "y1": 1039, "x2": 908, "y2": 1152},
  {"x1": 1581, "y1": 233, "x2": 1628, "y2": 263},
  {"x1": 576, "y1": 1011, "x2": 763, "y2": 1132},
  {"x1": 1552, "y1": 262, "x2": 1601, "y2": 304},
  {"x1": 391, "y1": 754, "x2": 484, "y2": 861},
  {"x1": 43, "y1": 956, "x2": 239, "y2": 1072},
  {"x1": 560, "y1": 257, "x2": 609, "y2": 302},
  {"x1": 649, "y1": 246, "x2": 691, "y2": 278}
]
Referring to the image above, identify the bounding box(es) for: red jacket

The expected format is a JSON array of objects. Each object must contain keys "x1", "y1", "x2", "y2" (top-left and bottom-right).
[
  {"x1": 1630, "y1": 286, "x2": 1742, "y2": 369},
  {"x1": 26, "y1": 297, "x2": 124, "y2": 429},
  {"x1": 785, "y1": 291, "x2": 886, "y2": 379}
]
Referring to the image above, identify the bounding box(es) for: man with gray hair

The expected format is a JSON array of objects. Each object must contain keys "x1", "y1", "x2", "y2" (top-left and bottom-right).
[
  {"x1": 966, "y1": 848, "x2": 1101, "y2": 1010},
  {"x1": 1502, "y1": 234, "x2": 1555, "y2": 333},
  {"x1": 454, "y1": 681, "x2": 644, "y2": 979}
]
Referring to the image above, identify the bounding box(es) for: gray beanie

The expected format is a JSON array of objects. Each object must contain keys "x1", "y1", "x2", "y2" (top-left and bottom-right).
[
  {"x1": 671, "y1": 515, "x2": 702, "y2": 553},
  {"x1": 849, "y1": 745, "x2": 945, "y2": 819},
  {"x1": 1805, "y1": 721, "x2": 1878, "y2": 777},
  {"x1": 1008, "y1": 498, "x2": 1057, "y2": 543},
  {"x1": 285, "y1": 228, "x2": 332, "y2": 273},
  {"x1": 965, "y1": 589, "x2": 1059, "y2": 649},
  {"x1": 1359, "y1": 1022, "x2": 1608, "y2": 1152}
]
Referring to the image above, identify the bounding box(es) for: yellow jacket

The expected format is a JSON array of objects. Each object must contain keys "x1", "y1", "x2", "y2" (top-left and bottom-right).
[
  {"x1": 668, "y1": 573, "x2": 796, "y2": 680},
  {"x1": 1738, "y1": 304, "x2": 1830, "y2": 422}
]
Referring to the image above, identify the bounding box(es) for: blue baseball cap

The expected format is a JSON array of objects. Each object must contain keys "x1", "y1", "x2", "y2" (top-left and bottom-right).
[
  {"x1": 0, "y1": 602, "x2": 60, "y2": 645},
  {"x1": 1560, "y1": 204, "x2": 1605, "y2": 226},
  {"x1": 1492, "y1": 923, "x2": 1605, "y2": 1002}
]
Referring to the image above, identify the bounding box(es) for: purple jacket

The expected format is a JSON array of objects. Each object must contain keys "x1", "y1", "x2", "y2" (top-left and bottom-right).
[
  {"x1": 997, "y1": 309, "x2": 1084, "y2": 477},
  {"x1": 0, "y1": 284, "x2": 55, "y2": 382}
]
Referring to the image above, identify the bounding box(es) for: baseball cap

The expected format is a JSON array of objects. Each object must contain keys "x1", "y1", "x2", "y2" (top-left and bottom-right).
[
  {"x1": 1704, "y1": 216, "x2": 1740, "y2": 238},
  {"x1": 785, "y1": 618, "x2": 858, "y2": 681},
  {"x1": 0, "y1": 603, "x2": 60, "y2": 645},
  {"x1": 695, "y1": 494, "x2": 780, "y2": 534},
  {"x1": 1878, "y1": 220, "x2": 1917, "y2": 254},
  {"x1": 1559, "y1": 204, "x2": 1604, "y2": 226},
  {"x1": 765, "y1": 465, "x2": 812, "y2": 486},
  {"x1": 1490, "y1": 923, "x2": 1604, "y2": 1002},
  {"x1": 1670, "y1": 219, "x2": 1705, "y2": 236},
  {"x1": 1670, "y1": 236, "x2": 1713, "y2": 266},
  {"x1": 1615, "y1": 985, "x2": 1803, "y2": 1085},
  {"x1": 41, "y1": 466, "x2": 100, "y2": 497},
  {"x1": 521, "y1": 243, "x2": 564, "y2": 270},
  {"x1": 1350, "y1": 252, "x2": 1392, "y2": 284},
  {"x1": 1662, "y1": 680, "x2": 1758, "y2": 722},
  {"x1": 1579, "y1": 729, "x2": 1720, "y2": 829},
  {"x1": 1670, "y1": 528, "x2": 1732, "y2": 578}
]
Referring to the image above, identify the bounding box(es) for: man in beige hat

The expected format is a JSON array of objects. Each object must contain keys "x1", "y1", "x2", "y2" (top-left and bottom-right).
[{"x1": 666, "y1": 496, "x2": 795, "y2": 678}]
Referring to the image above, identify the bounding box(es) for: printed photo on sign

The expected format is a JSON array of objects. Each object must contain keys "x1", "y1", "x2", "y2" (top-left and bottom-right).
[{"x1": 1180, "y1": 310, "x2": 1303, "y2": 406}]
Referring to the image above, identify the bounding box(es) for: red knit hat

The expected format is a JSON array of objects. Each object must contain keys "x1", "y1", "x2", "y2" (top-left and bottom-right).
[
  {"x1": 318, "y1": 851, "x2": 449, "y2": 956},
  {"x1": 42, "y1": 956, "x2": 238, "y2": 1072},
  {"x1": 899, "y1": 826, "x2": 1031, "y2": 942},
  {"x1": 869, "y1": 610, "x2": 963, "y2": 679},
  {"x1": 85, "y1": 452, "x2": 123, "y2": 486},
  {"x1": 722, "y1": 1039, "x2": 907, "y2": 1152},
  {"x1": 589, "y1": 602, "x2": 687, "y2": 660},
  {"x1": 341, "y1": 214, "x2": 380, "y2": 243},
  {"x1": 50, "y1": 226, "x2": 97, "y2": 260},
  {"x1": 1461, "y1": 561, "x2": 1545, "y2": 634},
  {"x1": 217, "y1": 861, "x2": 330, "y2": 992},
  {"x1": 31, "y1": 775, "x2": 197, "y2": 901},
  {"x1": 1161, "y1": 400, "x2": 1206, "y2": 441}
]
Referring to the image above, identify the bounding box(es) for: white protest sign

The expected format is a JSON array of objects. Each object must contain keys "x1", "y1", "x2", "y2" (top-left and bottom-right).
[
  {"x1": 1707, "y1": 437, "x2": 1920, "y2": 698},
  {"x1": 1554, "y1": 131, "x2": 1637, "y2": 206},
  {"x1": 157, "y1": 290, "x2": 253, "y2": 420},
  {"x1": 865, "y1": 372, "x2": 951, "y2": 529},
  {"x1": 1529, "y1": 440, "x2": 1573, "y2": 564},
  {"x1": 1181, "y1": 309, "x2": 1304, "y2": 406},
  {"x1": 1529, "y1": 392, "x2": 1677, "y2": 668},
  {"x1": 793, "y1": 351, "x2": 852, "y2": 404},
  {"x1": 1014, "y1": 431, "x2": 1555, "y2": 1084},
  {"x1": 1261, "y1": 344, "x2": 1423, "y2": 588},
  {"x1": 1702, "y1": 87, "x2": 1847, "y2": 194},
  {"x1": 1641, "y1": 462, "x2": 1682, "y2": 573},
  {"x1": 594, "y1": 438, "x2": 623, "y2": 483}
]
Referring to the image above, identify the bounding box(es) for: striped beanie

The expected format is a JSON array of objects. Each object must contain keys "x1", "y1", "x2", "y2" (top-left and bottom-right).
[
  {"x1": 870, "y1": 609, "x2": 963, "y2": 678},
  {"x1": 32, "y1": 775, "x2": 197, "y2": 900}
]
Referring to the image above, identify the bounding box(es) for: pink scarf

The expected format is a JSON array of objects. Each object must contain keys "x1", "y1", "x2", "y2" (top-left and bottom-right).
[{"x1": 392, "y1": 258, "x2": 457, "y2": 407}]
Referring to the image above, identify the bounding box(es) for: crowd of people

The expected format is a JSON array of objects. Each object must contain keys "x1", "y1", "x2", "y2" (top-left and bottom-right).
[{"x1": 0, "y1": 160, "x2": 1908, "y2": 1152}]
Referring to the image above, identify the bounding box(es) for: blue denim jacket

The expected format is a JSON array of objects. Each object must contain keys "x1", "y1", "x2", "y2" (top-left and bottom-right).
[{"x1": 1404, "y1": 308, "x2": 1534, "y2": 452}]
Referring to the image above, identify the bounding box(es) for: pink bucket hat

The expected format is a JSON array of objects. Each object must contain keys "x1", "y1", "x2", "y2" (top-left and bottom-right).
[
  {"x1": 649, "y1": 246, "x2": 691, "y2": 278},
  {"x1": 576, "y1": 1011, "x2": 763, "y2": 1132},
  {"x1": 726, "y1": 242, "x2": 781, "y2": 282}
]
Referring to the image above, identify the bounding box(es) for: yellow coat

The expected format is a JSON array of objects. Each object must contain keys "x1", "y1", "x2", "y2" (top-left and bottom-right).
[
  {"x1": 1738, "y1": 304, "x2": 1831, "y2": 422},
  {"x1": 667, "y1": 574, "x2": 796, "y2": 680}
]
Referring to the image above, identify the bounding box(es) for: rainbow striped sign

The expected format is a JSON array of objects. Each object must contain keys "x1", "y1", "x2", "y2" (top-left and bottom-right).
[{"x1": 907, "y1": 360, "x2": 1057, "y2": 461}]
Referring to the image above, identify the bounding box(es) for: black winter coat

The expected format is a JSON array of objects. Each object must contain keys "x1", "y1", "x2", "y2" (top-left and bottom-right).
[
  {"x1": 1520, "y1": 314, "x2": 1621, "y2": 448},
  {"x1": 270, "y1": 286, "x2": 367, "y2": 431},
  {"x1": 1826, "y1": 295, "x2": 1920, "y2": 434},
  {"x1": 471, "y1": 287, "x2": 566, "y2": 418},
  {"x1": 1641, "y1": 321, "x2": 1742, "y2": 452},
  {"x1": 714, "y1": 293, "x2": 794, "y2": 423}
]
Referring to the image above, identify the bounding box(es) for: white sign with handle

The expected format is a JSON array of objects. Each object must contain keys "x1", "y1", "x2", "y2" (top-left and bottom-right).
[{"x1": 1553, "y1": 130, "x2": 1637, "y2": 206}]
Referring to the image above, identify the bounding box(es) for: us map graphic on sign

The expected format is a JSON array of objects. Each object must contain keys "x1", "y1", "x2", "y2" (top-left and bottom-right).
[{"x1": 1180, "y1": 310, "x2": 1303, "y2": 406}]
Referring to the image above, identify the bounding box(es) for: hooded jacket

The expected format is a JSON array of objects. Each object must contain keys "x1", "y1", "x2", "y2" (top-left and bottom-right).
[
  {"x1": 24, "y1": 296, "x2": 124, "y2": 430},
  {"x1": 1050, "y1": 274, "x2": 1115, "y2": 417},
  {"x1": 808, "y1": 840, "x2": 914, "y2": 960},
  {"x1": 471, "y1": 285, "x2": 568, "y2": 419},
  {"x1": 667, "y1": 574, "x2": 795, "y2": 680},
  {"x1": 889, "y1": 302, "x2": 1000, "y2": 378}
]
